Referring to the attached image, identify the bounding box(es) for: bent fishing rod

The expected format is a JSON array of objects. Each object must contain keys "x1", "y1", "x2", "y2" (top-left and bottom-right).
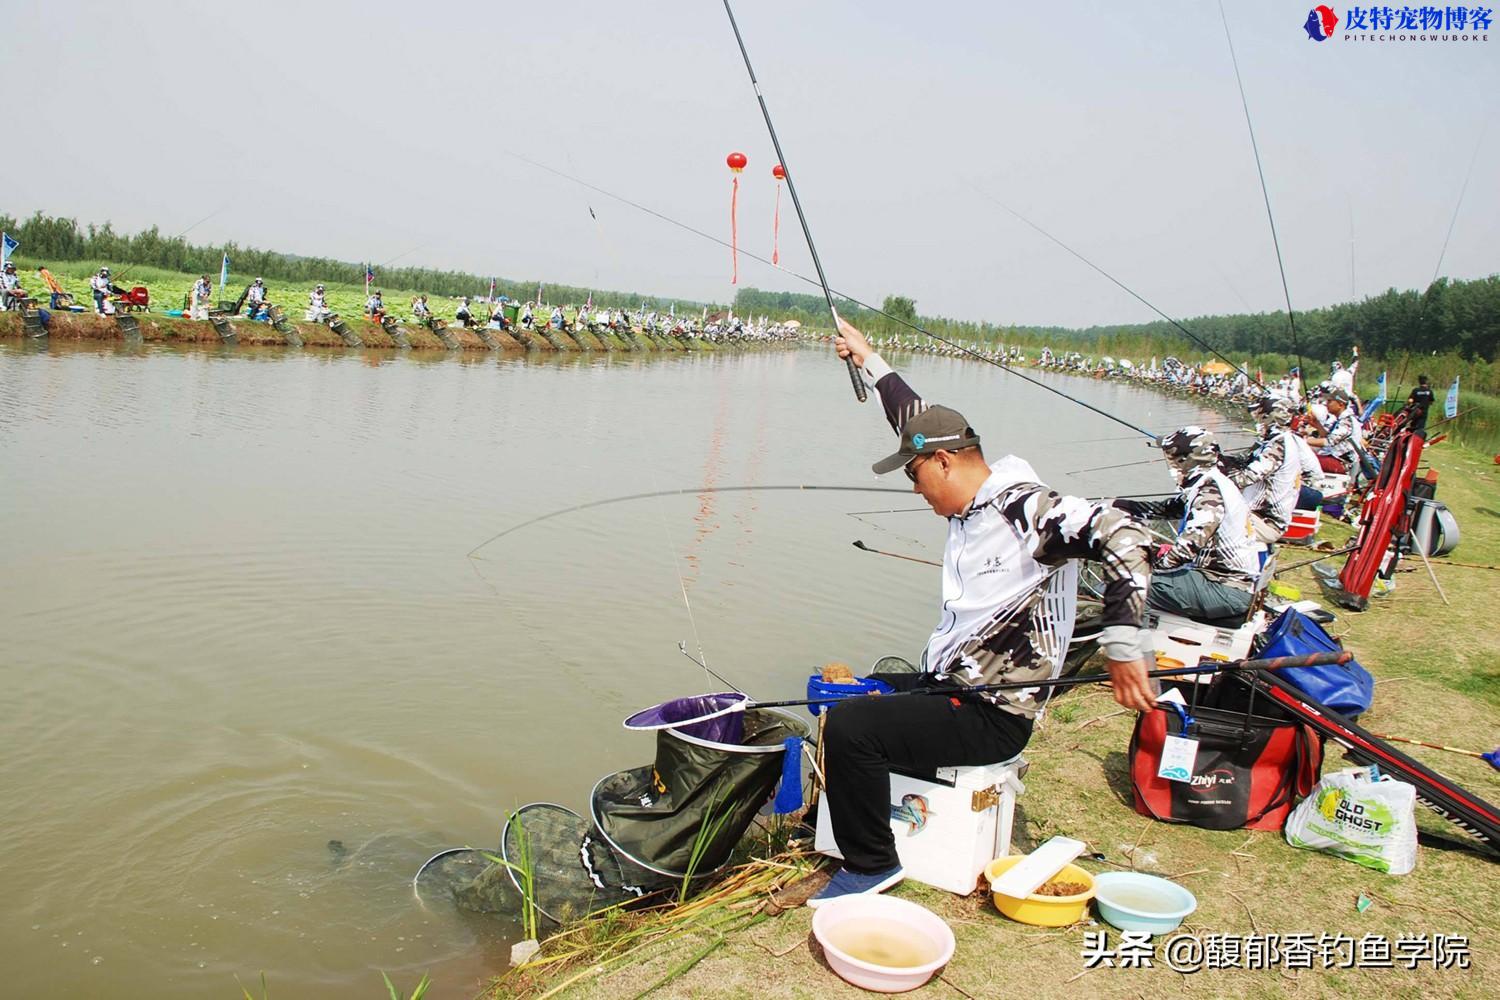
[
  {"x1": 720, "y1": 0, "x2": 864, "y2": 404},
  {"x1": 496, "y1": 148, "x2": 1157, "y2": 441},
  {"x1": 722, "y1": 651, "x2": 1352, "y2": 714}
]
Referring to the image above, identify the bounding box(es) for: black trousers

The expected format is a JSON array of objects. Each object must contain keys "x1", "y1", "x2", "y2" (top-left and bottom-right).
[{"x1": 822, "y1": 672, "x2": 1033, "y2": 874}]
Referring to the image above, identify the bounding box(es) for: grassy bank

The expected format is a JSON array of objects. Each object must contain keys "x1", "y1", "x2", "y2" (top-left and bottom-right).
[
  {"x1": 503, "y1": 441, "x2": 1499, "y2": 999},
  {"x1": 10, "y1": 255, "x2": 540, "y2": 329},
  {"x1": 0, "y1": 261, "x2": 740, "y2": 355}
]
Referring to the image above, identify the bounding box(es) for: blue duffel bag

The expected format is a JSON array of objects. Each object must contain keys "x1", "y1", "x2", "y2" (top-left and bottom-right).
[{"x1": 1256, "y1": 608, "x2": 1374, "y2": 717}]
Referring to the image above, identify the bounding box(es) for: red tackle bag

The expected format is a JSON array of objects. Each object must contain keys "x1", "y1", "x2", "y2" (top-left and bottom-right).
[{"x1": 1130, "y1": 702, "x2": 1323, "y2": 831}]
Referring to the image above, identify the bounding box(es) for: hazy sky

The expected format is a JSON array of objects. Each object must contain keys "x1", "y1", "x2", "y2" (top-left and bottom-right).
[{"x1": 4, "y1": 1, "x2": 1495, "y2": 327}]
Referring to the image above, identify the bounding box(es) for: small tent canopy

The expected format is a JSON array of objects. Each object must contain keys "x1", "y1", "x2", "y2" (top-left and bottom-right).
[{"x1": 1202, "y1": 360, "x2": 1234, "y2": 376}]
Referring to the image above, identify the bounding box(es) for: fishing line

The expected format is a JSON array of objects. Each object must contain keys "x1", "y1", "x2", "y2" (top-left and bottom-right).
[
  {"x1": 646, "y1": 465, "x2": 713, "y2": 688},
  {"x1": 1064, "y1": 456, "x2": 1165, "y2": 476},
  {"x1": 492, "y1": 147, "x2": 1157, "y2": 440},
  {"x1": 111, "y1": 204, "x2": 230, "y2": 283},
  {"x1": 966, "y1": 182, "x2": 1268, "y2": 392},
  {"x1": 1392, "y1": 120, "x2": 1490, "y2": 401},
  {"x1": 719, "y1": 0, "x2": 866, "y2": 403},
  {"x1": 1219, "y1": 0, "x2": 1305, "y2": 398},
  {"x1": 466, "y1": 484, "x2": 914, "y2": 557},
  {"x1": 1429, "y1": 119, "x2": 1487, "y2": 292}
]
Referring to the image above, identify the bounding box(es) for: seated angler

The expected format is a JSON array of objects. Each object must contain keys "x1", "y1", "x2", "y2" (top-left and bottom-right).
[
  {"x1": 1226, "y1": 396, "x2": 1308, "y2": 543},
  {"x1": 454, "y1": 296, "x2": 475, "y2": 328},
  {"x1": 0, "y1": 261, "x2": 26, "y2": 310},
  {"x1": 245, "y1": 278, "x2": 268, "y2": 319},
  {"x1": 365, "y1": 289, "x2": 385, "y2": 323},
  {"x1": 808, "y1": 320, "x2": 1157, "y2": 908},
  {"x1": 412, "y1": 295, "x2": 433, "y2": 326},
  {"x1": 1304, "y1": 389, "x2": 1374, "y2": 484},
  {"x1": 1114, "y1": 427, "x2": 1260, "y2": 629}
]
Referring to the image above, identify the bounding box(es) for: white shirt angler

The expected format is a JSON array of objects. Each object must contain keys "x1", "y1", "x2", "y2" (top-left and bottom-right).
[
  {"x1": 1332, "y1": 367, "x2": 1355, "y2": 395},
  {"x1": 920, "y1": 456, "x2": 1079, "y2": 680}
]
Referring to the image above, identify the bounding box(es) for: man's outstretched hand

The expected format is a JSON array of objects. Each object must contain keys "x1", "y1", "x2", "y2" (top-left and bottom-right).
[
  {"x1": 834, "y1": 318, "x2": 874, "y2": 369},
  {"x1": 1105, "y1": 657, "x2": 1158, "y2": 712}
]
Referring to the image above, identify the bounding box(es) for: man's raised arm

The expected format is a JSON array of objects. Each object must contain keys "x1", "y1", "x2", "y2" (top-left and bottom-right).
[{"x1": 834, "y1": 319, "x2": 928, "y2": 435}]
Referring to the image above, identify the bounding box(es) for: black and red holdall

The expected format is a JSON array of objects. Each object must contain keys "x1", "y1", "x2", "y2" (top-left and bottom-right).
[{"x1": 1130, "y1": 702, "x2": 1323, "y2": 831}]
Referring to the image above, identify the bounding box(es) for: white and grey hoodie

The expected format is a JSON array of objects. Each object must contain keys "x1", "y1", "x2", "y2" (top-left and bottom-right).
[{"x1": 862, "y1": 354, "x2": 1154, "y2": 719}]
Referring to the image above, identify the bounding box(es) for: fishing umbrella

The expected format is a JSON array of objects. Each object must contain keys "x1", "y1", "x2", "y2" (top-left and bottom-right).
[
  {"x1": 770, "y1": 163, "x2": 785, "y2": 265},
  {"x1": 726, "y1": 151, "x2": 747, "y2": 283}
]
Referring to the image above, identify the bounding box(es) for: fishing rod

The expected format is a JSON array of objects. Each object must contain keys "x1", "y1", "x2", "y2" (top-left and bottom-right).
[
  {"x1": 740, "y1": 651, "x2": 1351, "y2": 713},
  {"x1": 1273, "y1": 542, "x2": 1360, "y2": 576},
  {"x1": 110, "y1": 205, "x2": 229, "y2": 285},
  {"x1": 719, "y1": 0, "x2": 865, "y2": 404},
  {"x1": 1391, "y1": 122, "x2": 1489, "y2": 402},
  {"x1": 1218, "y1": 0, "x2": 1305, "y2": 400},
  {"x1": 1366, "y1": 733, "x2": 1500, "y2": 771},
  {"x1": 966, "y1": 184, "x2": 1269, "y2": 393},
  {"x1": 851, "y1": 539, "x2": 940, "y2": 568},
  {"x1": 375, "y1": 241, "x2": 435, "y2": 272},
  {"x1": 493, "y1": 148, "x2": 1157, "y2": 440},
  {"x1": 843, "y1": 490, "x2": 1175, "y2": 517},
  {"x1": 466, "y1": 484, "x2": 914, "y2": 557}
]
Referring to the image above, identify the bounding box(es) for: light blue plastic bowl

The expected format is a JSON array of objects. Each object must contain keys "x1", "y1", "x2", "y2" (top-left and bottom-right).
[{"x1": 1092, "y1": 872, "x2": 1197, "y2": 935}]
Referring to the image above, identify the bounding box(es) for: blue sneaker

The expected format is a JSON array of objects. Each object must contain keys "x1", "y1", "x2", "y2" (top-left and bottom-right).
[{"x1": 806, "y1": 865, "x2": 905, "y2": 908}]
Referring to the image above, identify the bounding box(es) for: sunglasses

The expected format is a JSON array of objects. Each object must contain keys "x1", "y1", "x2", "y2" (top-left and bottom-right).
[{"x1": 904, "y1": 453, "x2": 933, "y2": 483}]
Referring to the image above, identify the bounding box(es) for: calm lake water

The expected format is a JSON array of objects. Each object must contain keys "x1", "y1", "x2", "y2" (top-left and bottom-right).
[{"x1": 0, "y1": 341, "x2": 1232, "y2": 998}]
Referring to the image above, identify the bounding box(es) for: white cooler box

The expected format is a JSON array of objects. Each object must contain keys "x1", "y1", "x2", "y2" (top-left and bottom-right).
[
  {"x1": 1144, "y1": 609, "x2": 1262, "y2": 683},
  {"x1": 815, "y1": 757, "x2": 1026, "y2": 895}
]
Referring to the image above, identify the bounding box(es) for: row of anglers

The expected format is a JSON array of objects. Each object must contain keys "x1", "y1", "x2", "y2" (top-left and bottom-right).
[
  {"x1": 871, "y1": 334, "x2": 1367, "y2": 413},
  {"x1": 0, "y1": 263, "x2": 802, "y2": 345}
]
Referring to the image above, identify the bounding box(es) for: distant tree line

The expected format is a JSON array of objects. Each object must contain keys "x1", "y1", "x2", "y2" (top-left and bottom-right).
[
  {"x1": 735, "y1": 275, "x2": 1500, "y2": 366},
  {"x1": 0, "y1": 210, "x2": 718, "y2": 311},
  {"x1": 6, "y1": 210, "x2": 1493, "y2": 367}
]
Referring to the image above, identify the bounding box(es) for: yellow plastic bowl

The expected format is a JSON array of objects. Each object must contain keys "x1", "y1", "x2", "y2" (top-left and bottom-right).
[{"x1": 984, "y1": 856, "x2": 1096, "y2": 927}]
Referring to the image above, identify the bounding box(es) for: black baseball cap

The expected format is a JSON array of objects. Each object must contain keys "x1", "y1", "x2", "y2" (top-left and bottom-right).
[{"x1": 872, "y1": 405, "x2": 982, "y2": 475}]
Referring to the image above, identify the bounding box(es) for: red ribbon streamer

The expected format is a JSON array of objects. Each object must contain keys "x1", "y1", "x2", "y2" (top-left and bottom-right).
[
  {"x1": 730, "y1": 175, "x2": 740, "y2": 284},
  {"x1": 772, "y1": 181, "x2": 781, "y2": 266}
]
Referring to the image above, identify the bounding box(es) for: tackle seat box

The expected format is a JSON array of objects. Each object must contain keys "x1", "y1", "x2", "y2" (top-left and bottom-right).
[
  {"x1": 1144, "y1": 609, "x2": 1262, "y2": 683},
  {"x1": 814, "y1": 756, "x2": 1026, "y2": 895},
  {"x1": 1283, "y1": 508, "x2": 1321, "y2": 542}
]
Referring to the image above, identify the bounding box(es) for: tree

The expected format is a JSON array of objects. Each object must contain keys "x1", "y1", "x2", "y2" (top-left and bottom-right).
[{"x1": 881, "y1": 294, "x2": 917, "y2": 324}]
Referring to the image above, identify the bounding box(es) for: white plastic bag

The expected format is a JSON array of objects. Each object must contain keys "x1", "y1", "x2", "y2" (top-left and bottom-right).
[{"x1": 1285, "y1": 767, "x2": 1417, "y2": 874}]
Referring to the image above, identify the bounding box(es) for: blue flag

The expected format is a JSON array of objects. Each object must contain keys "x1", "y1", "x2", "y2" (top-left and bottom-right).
[
  {"x1": 1445, "y1": 375, "x2": 1460, "y2": 420},
  {"x1": 1, "y1": 232, "x2": 17, "y2": 265},
  {"x1": 219, "y1": 252, "x2": 230, "y2": 290},
  {"x1": 1360, "y1": 371, "x2": 1387, "y2": 424}
]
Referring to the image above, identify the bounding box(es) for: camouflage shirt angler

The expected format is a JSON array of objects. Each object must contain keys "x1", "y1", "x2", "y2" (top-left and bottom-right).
[
  {"x1": 1116, "y1": 466, "x2": 1260, "y2": 592},
  {"x1": 862, "y1": 355, "x2": 1154, "y2": 719}
]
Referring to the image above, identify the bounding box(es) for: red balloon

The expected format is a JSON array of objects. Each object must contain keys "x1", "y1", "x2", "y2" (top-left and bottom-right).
[
  {"x1": 771, "y1": 163, "x2": 786, "y2": 180},
  {"x1": 726, "y1": 151, "x2": 748, "y2": 172}
]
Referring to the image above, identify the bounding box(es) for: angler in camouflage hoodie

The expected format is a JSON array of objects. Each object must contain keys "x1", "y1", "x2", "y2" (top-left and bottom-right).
[
  {"x1": 806, "y1": 320, "x2": 1156, "y2": 908},
  {"x1": 1227, "y1": 396, "x2": 1316, "y2": 542},
  {"x1": 1115, "y1": 427, "x2": 1259, "y2": 628}
]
